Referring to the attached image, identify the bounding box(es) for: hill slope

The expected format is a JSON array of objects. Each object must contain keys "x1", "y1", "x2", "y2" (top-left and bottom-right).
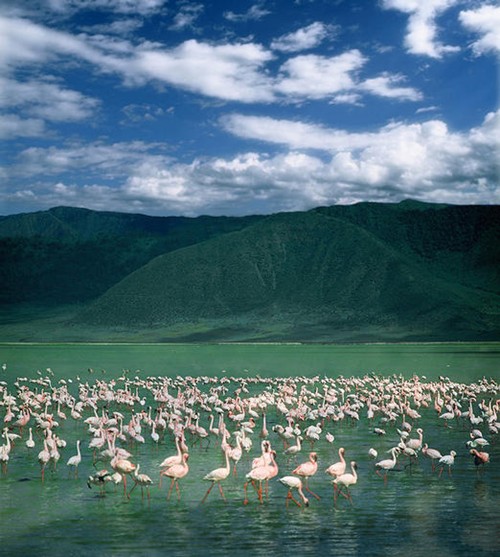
[
  {"x1": 1, "y1": 201, "x2": 499, "y2": 342},
  {"x1": 0, "y1": 206, "x2": 262, "y2": 304},
  {"x1": 76, "y1": 206, "x2": 500, "y2": 341}
]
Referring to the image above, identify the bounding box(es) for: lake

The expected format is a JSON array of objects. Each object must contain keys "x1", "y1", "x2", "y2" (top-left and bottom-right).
[{"x1": 0, "y1": 342, "x2": 498, "y2": 557}]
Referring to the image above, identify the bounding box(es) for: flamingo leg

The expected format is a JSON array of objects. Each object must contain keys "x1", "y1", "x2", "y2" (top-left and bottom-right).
[
  {"x1": 218, "y1": 483, "x2": 226, "y2": 502},
  {"x1": 175, "y1": 481, "x2": 181, "y2": 501},
  {"x1": 257, "y1": 482, "x2": 263, "y2": 504},
  {"x1": 202, "y1": 482, "x2": 214, "y2": 503},
  {"x1": 287, "y1": 491, "x2": 301, "y2": 507},
  {"x1": 128, "y1": 482, "x2": 137, "y2": 498},
  {"x1": 243, "y1": 481, "x2": 249, "y2": 505},
  {"x1": 167, "y1": 478, "x2": 175, "y2": 500},
  {"x1": 304, "y1": 479, "x2": 321, "y2": 500}
]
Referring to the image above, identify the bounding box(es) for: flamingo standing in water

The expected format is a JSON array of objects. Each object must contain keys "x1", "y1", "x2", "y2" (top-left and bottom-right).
[
  {"x1": 375, "y1": 447, "x2": 399, "y2": 484},
  {"x1": 292, "y1": 452, "x2": 320, "y2": 500},
  {"x1": 244, "y1": 450, "x2": 278, "y2": 505},
  {"x1": 162, "y1": 452, "x2": 189, "y2": 501},
  {"x1": 438, "y1": 450, "x2": 456, "y2": 478},
  {"x1": 333, "y1": 461, "x2": 358, "y2": 505},
  {"x1": 110, "y1": 453, "x2": 136, "y2": 497},
  {"x1": 279, "y1": 476, "x2": 309, "y2": 508},
  {"x1": 325, "y1": 447, "x2": 346, "y2": 479},
  {"x1": 66, "y1": 440, "x2": 82, "y2": 478},
  {"x1": 201, "y1": 447, "x2": 231, "y2": 503},
  {"x1": 129, "y1": 464, "x2": 153, "y2": 500},
  {"x1": 470, "y1": 449, "x2": 489, "y2": 473},
  {"x1": 422, "y1": 443, "x2": 442, "y2": 472}
]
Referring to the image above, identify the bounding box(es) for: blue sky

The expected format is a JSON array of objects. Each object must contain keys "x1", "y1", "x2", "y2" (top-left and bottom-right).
[{"x1": 0, "y1": 0, "x2": 498, "y2": 217}]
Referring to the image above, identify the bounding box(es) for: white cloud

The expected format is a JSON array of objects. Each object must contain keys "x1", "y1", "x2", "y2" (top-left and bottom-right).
[
  {"x1": 0, "y1": 114, "x2": 45, "y2": 139},
  {"x1": 381, "y1": 0, "x2": 460, "y2": 58},
  {"x1": 0, "y1": 76, "x2": 99, "y2": 122},
  {"x1": 223, "y1": 4, "x2": 271, "y2": 23},
  {"x1": 132, "y1": 40, "x2": 275, "y2": 102},
  {"x1": 46, "y1": 0, "x2": 167, "y2": 15},
  {"x1": 271, "y1": 22, "x2": 334, "y2": 52},
  {"x1": 169, "y1": 3, "x2": 204, "y2": 31},
  {"x1": 459, "y1": 5, "x2": 500, "y2": 55},
  {"x1": 4, "y1": 111, "x2": 498, "y2": 215},
  {"x1": 360, "y1": 73, "x2": 422, "y2": 101},
  {"x1": 275, "y1": 50, "x2": 366, "y2": 99},
  {"x1": 0, "y1": 14, "x2": 423, "y2": 105}
]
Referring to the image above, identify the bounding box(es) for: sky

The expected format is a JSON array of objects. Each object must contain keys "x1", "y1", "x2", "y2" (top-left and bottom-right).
[{"x1": 0, "y1": 0, "x2": 498, "y2": 217}]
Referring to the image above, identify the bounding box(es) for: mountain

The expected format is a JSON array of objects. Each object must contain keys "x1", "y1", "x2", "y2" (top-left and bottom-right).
[
  {"x1": 0, "y1": 206, "x2": 262, "y2": 305},
  {"x1": 1, "y1": 202, "x2": 499, "y2": 342}
]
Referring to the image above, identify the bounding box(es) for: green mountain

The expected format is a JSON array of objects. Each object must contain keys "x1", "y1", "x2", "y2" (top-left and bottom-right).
[
  {"x1": 0, "y1": 206, "x2": 262, "y2": 304},
  {"x1": 1, "y1": 202, "x2": 499, "y2": 342}
]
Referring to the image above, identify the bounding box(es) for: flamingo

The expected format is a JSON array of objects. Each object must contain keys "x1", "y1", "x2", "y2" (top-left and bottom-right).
[
  {"x1": 25, "y1": 427, "x2": 35, "y2": 449},
  {"x1": 279, "y1": 476, "x2": 309, "y2": 508},
  {"x1": 110, "y1": 453, "x2": 136, "y2": 497},
  {"x1": 375, "y1": 447, "x2": 399, "y2": 483},
  {"x1": 405, "y1": 428, "x2": 424, "y2": 452},
  {"x1": 438, "y1": 450, "x2": 456, "y2": 478},
  {"x1": 161, "y1": 452, "x2": 189, "y2": 501},
  {"x1": 38, "y1": 439, "x2": 51, "y2": 482},
  {"x1": 422, "y1": 443, "x2": 442, "y2": 472},
  {"x1": 325, "y1": 447, "x2": 346, "y2": 479},
  {"x1": 243, "y1": 450, "x2": 278, "y2": 505},
  {"x1": 201, "y1": 448, "x2": 231, "y2": 503},
  {"x1": 129, "y1": 464, "x2": 153, "y2": 500},
  {"x1": 470, "y1": 449, "x2": 489, "y2": 472},
  {"x1": 87, "y1": 469, "x2": 111, "y2": 495},
  {"x1": 292, "y1": 452, "x2": 320, "y2": 500},
  {"x1": 0, "y1": 429, "x2": 11, "y2": 474},
  {"x1": 66, "y1": 440, "x2": 82, "y2": 478},
  {"x1": 333, "y1": 461, "x2": 358, "y2": 505},
  {"x1": 284, "y1": 435, "x2": 302, "y2": 459}
]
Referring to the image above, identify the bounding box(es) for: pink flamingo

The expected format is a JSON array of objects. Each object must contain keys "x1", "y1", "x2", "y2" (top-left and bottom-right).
[
  {"x1": 279, "y1": 476, "x2": 309, "y2": 508},
  {"x1": 161, "y1": 453, "x2": 190, "y2": 501},
  {"x1": 110, "y1": 453, "x2": 136, "y2": 497},
  {"x1": 244, "y1": 451, "x2": 278, "y2": 505},
  {"x1": 325, "y1": 447, "x2": 346, "y2": 479},
  {"x1": 333, "y1": 461, "x2": 358, "y2": 505},
  {"x1": 201, "y1": 448, "x2": 231, "y2": 503},
  {"x1": 292, "y1": 451, "x2": 320, "y2": 500}
]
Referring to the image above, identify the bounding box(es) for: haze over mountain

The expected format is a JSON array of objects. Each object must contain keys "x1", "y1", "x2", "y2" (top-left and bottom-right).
[{"x1": 1, "y1": 201, "x2": 499, "y2": 342}]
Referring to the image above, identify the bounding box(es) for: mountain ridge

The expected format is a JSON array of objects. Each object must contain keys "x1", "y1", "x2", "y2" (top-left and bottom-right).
[{"x1": 1, "y1": 201, "x2": 499, "y2": 342}]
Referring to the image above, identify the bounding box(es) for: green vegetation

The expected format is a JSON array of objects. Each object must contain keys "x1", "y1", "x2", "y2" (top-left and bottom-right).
[{"x1": 1, "y1": 201, "x2": 499, "y2": 342}]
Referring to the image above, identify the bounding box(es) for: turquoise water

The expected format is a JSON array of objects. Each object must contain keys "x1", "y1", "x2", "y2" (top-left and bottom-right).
[
  {"x1": 1, "y1": 342, "x2": 499, "y2": 380},
  {"x1": 0, "y1": 343, "x2": 498, "y2": 556}
]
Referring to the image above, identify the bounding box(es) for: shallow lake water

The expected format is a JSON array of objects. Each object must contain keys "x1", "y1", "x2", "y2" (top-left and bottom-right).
[{"x1": 0, "y1": 343, "x2": 498, "y2": 556}]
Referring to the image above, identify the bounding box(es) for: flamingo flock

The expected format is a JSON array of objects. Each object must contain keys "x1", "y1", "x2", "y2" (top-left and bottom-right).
[{"x1": 0, "y1": 370, "x2": 497, "y2": 508}]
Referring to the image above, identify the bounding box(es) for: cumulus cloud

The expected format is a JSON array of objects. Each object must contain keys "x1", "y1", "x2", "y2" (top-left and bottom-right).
[
  {"x1": 130, "y1": 40, "x2": 275, "y2": 102},
  {"x1": 0, "y1": 15, "x2": 423, "y2": 105},
  {"x1": 3, "y1": 111, "x2": 498, "y2": 215},
  {"x1": 0, "y1": 114, "x2": 46, "y2": 139},
  {"x1": 271, "y1": 22, "x2": 334, "y2": 52},
  {"x1": 275, "y1": 50, "x2": 366, "y2": 98},
  {"x1": 381, "y1": 0, "x2": 460, "y2": 58},
  {"x1": 459, "y1": 4, "x2": 500, "y2": 55},
  {"x1": 0, "y1": 76, "x2": 99, "y2": 122},
  {"x1": 359, "y1": 73, "x2": 422, "y2": 101}
]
